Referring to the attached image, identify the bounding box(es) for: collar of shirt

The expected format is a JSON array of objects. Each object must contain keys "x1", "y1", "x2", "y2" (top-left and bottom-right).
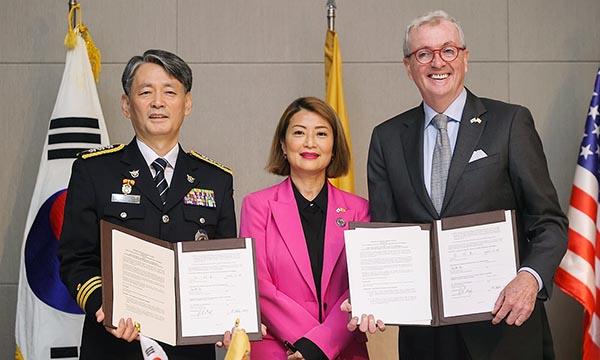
[
  {"x1": 423, "y1": 87, "x2": 467, "y2": 128},
  {"x1": 136, "y1": 138, "x2": 179, "y2": 185},
  {"x1": 291, "y1": 181, "x2": 328, "y2": 212},
  {"x1": 422, "y1": 88, "x2": 467, "y2": 197}
]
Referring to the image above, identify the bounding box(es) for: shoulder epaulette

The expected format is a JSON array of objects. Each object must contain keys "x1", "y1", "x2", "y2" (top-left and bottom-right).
[
  {"x1": 189, "y1": 150, "x2": 233, "y2": 175},
  {"x1": 80, "y1": 144, "x2": 125, "y2": 159}
]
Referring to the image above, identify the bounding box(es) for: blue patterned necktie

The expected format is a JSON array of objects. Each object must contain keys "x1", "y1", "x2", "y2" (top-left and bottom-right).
[
  {"x1": 431, "y1": 113, "x2": 451, "y2": 214},
  {"x1": 151, "y1": 158, "x2": 169, "y2": 205}
]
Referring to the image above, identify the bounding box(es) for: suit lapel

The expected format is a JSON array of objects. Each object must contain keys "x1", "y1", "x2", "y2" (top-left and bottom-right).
[
  {"x1": 321, "y1": 182, "x2": 354, "y2": 296},
  {"x1": 164, "y1": 147, "x2": 198, "y2": 212},
  {"x1": 120, "y1": 140, "x2": 164, "y2": 211},
  {"x1": 401, "y1": 106, "x2": 438, "y2": 218},
  {"x1": 270, "y1": 179, "x2": 318, "y2": 300},
  {"x1": 442, "y1": 90, "x2": 488, "y2": 213}
]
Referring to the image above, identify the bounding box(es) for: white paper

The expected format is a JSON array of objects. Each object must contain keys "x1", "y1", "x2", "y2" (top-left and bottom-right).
[
  {"x1": 344, "y1": 226, "x2": 432, "y2": 325},
  {"x1": 111, "y1": 229, "x2": 176, "y2": 345},
  {"x1": 177, "y1": 238, "x2": 259, "y2": 337},
  {"x1": 437, "y1": 210, "x2": 517, "y2": 317}
]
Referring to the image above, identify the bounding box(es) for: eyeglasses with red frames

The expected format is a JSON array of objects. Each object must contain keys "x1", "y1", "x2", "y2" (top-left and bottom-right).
[{"x1": 405, "y1": 45, "x2": 466, "y2": 64}]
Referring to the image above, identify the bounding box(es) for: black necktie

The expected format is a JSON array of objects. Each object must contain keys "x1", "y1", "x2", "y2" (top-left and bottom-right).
[{"x1": 151, "y1": 158, "x2": 169, "y2": 205}]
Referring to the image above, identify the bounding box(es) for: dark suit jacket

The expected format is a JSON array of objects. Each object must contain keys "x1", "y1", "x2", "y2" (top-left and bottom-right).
[
  {"x1": 59, "y1": 139, "x2": 236, "y2": 360},
  {"x1": 367, "y1": 90, "x2": 567, "y2": 359}
]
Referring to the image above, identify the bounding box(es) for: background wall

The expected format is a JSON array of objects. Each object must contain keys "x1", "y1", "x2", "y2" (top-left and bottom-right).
[{"x1": 1, "y1": 0, "x2": 598, "y2": 358}]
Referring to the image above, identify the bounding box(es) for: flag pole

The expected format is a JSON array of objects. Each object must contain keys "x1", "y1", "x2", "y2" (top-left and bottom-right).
[
  {"x1": 68, "y1": 0, "x2": 78, "y2": 28},
  {"x1": 326, "y1": 0, "x2": 336, "y2": 31}
]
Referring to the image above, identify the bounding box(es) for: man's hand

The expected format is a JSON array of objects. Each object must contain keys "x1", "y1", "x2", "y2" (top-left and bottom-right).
[
  {"x1": 95, "y1": 306, "x2": 104, "y2": 323},
  {"x1": 110, "y1": 317, "x2": 140, "y2": 342},
  {"x1": 340, "y1": 299, "x2": 385, "y2": 334},
  {"x1": 492, "y1": 271, "x2": 538, "y2": 326},
  {"x1": 97, "y1": 305, "x2": 139, "y2": 342}
]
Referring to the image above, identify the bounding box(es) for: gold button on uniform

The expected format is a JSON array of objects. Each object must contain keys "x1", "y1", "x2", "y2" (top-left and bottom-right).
[
  {"x1": 120, "y1": 212, "x2": 127, "y2": 219},
  {"x1": 162, "y1": 215, "x2": 170, "y2": 223}
]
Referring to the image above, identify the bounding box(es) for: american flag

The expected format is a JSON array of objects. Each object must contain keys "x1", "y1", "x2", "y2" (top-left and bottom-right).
[{"x1": 555, "y1": 68, "x2": 600, "y2": 360}]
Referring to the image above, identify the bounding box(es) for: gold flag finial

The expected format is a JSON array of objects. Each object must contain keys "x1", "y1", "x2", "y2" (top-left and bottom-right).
[{"x1": 64, "y1": 2, "x2": 102, "y2": 82}]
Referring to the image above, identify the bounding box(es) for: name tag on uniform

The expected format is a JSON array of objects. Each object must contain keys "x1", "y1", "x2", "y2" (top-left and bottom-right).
[{"x1": 111, "y1": 193, "x2": 141, "y2": 204}]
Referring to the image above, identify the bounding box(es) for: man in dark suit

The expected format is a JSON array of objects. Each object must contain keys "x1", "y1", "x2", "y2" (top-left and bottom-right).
[
  {"x1": 364, "y1": 10, "x2": 567, "y2": 360},
  {"x1": 59, "y1": 49, "x2": 236, "y2": 359}
]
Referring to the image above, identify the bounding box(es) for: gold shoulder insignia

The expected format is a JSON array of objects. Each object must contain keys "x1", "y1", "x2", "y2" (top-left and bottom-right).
[
  {"x1": 80, "y1": 144, "x2": 125, "y2": 159},
  {"x1": 189, "y1": 150, "x2": 233, "y2": 175}
]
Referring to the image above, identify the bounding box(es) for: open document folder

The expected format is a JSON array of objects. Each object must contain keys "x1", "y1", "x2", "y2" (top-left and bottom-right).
[
  {"x1": 344, "y1": 210, "x2": 519, "y2": 326},
  {"x1": 100, "y1": 220, "x2": 262, "y2": 345}
]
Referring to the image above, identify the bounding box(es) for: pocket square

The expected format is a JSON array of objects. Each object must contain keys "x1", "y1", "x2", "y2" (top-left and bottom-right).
[{"x1": 469, "y1": 149, "x2": 488, "y2": 163}]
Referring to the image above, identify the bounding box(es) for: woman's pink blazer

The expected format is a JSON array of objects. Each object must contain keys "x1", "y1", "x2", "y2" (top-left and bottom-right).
[{"x1": 240, "y1": 178, "x2": 369, "y2": 359}]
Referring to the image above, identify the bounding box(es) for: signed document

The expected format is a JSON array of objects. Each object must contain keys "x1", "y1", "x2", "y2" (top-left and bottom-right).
[
  {"x1": 100, "y1": 221, "x2": 262, "y2": 345},
  {"x1": 345, "y1": 210, "x2": 518, "y2": 326},
  {"x1": 344, "y1": 226, "x2": 432, "y2": 325}
]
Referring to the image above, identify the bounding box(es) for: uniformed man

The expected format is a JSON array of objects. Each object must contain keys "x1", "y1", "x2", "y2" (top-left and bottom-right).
[{"x1": 59, "y1": 49, "x2": 236, "y2": 360}]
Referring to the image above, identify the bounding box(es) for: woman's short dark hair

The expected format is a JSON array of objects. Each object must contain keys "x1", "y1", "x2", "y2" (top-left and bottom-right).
[{"x1": 266, "y1": 96, "x2": 350, "y2": 178}]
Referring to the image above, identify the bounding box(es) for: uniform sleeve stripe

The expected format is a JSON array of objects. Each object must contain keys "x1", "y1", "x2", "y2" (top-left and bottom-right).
[
  {"x1": 77, "y1": 279, "x2": 102, "y2": 309},
  {"x1": 76, "y1": 277, "x2": 101, "y2": 306},
  {"x1": 81, "y1": 283, "x2": 103, "y2": 311}
]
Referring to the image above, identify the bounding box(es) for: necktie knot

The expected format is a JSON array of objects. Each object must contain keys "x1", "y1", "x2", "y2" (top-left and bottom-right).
[
  {"x1": 432, "y1": 113, "x2": 449, "y2": 131},
  {"x1": 152, "y1": 158, "x2": 168, "y2": 173}
]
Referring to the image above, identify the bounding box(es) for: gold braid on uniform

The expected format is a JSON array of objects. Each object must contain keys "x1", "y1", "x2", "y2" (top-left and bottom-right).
[
  {"x1": 189, "y1": 150, "x2": 233, "y2": 174},
  {"x1": 80, "y1": 144, "x2": 125, "y2": 159},
  {"x1": 76, "y1": 276, "x2": 102, "y2": 311}
]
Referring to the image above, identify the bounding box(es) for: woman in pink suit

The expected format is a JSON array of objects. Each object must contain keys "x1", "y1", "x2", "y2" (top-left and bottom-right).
[{"x1": 240, "y1": 97, "x2": 369, "y2": 360}]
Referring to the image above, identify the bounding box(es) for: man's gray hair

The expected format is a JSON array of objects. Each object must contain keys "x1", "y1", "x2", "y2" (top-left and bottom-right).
[
  {"x1": 403, "y1": 10, "x2": 466, "y2": 57},
  {"x1": 121, "y1": 49, "x2": 192, "y2": 95}
]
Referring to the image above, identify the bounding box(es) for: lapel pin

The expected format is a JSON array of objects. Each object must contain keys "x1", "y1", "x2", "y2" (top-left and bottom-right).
[
  {"x1": 470, "y1": 117, "x2": 482, "y2": 124},
  {"x1": 187, "y1": 174, "x2": 195, "y2": 183},
  {"x1": 336, "y1": 218, "x2": 346, "y2": 227},
  {"x1": 336, "y1": 207, "x2": 346, "y2": 213},
  {"x1": 129, "y1": 169, "x2": 139, "y2": 178}
]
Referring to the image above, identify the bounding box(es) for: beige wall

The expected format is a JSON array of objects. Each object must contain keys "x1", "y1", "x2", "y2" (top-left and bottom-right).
[{"x1": 2, "y1": 0, "x2": 598, "y2": 358}]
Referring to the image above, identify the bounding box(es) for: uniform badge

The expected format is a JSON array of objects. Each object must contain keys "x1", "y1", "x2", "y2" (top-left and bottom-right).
[
  {"x1": 122, "y1": 179, "x2": 135, "y2": 195},
  {"x1": 187, "y1": 174, "x2": 195, "y2": 183},
  {"x1": 470, "y1": 117, "x2": 482, "y2": 124},
  {"x1": 112, "y1": 179, "x2": 140, "y2": 204},
  {"x1": 336, "y1": 207, "x2": 346, "y2": 213},
  {"x1": 129, "y1": 169, "x2": 140, "y2": 178},
  {"x1": 336, "y1": 218, "x2": 346, "y2": 227},
  {"x1": 195, "y1": 229, "x2": 209, "y2": 241},
  {"x1": 184, "y1": 188, "x2": 216, "y2": 207}
]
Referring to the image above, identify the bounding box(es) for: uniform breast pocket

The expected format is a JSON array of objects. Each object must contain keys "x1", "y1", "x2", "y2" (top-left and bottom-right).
[
  {"x1": 103, "y1": 203, "x2": 145, "y2": 222},
  {"x1": 183, "y1": 205, "x2": 218, "y2": 239}
]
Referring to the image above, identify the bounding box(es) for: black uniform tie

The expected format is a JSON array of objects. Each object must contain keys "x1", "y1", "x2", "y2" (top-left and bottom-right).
[{"x1": 151, "y1": 158, "x2": 169, "y2": 205}]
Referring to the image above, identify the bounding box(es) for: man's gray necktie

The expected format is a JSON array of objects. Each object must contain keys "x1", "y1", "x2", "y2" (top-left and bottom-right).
[
  {"x1": 152, "y1": 158, "x2": 169, "y2": 205},
  {"x1": 431, "y1": 113, "x2": 451, "y2": 214}
]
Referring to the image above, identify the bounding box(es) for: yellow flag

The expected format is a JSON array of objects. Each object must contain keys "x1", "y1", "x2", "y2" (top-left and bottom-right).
[{"x1": 325, "y1": 29, "x2": 354, "y2": 193}]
